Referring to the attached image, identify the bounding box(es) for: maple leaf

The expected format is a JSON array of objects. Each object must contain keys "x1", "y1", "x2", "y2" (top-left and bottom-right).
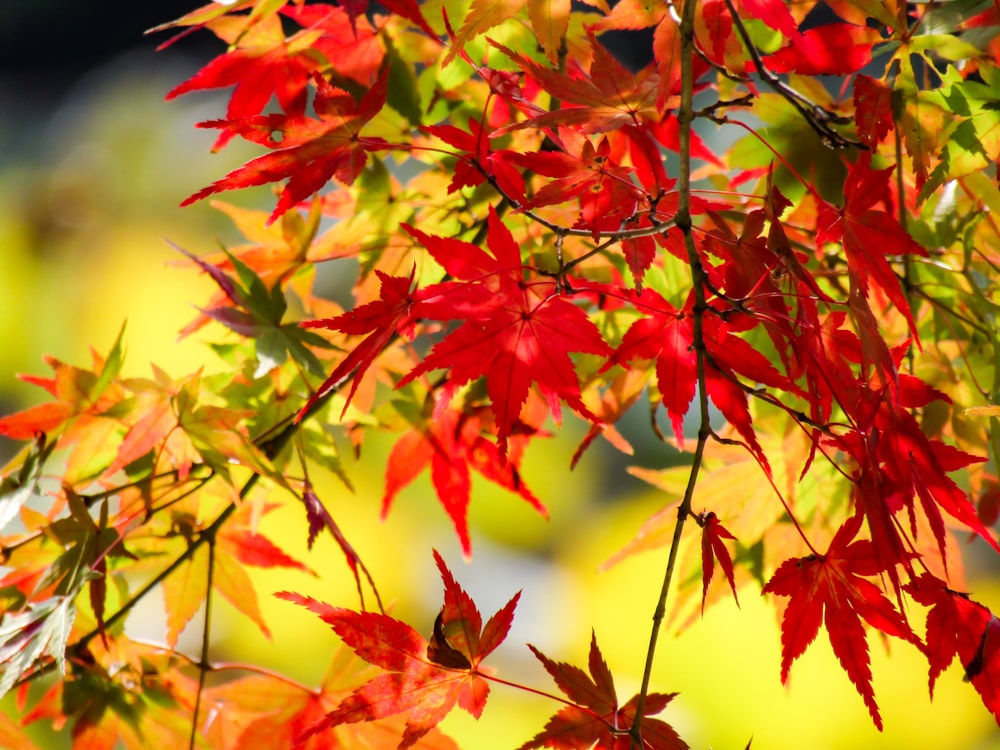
[
  {"x1": 0, "y1": 325, "x2": 125, "y2": 442},
  {"x1": 762, "y1": 23, "x2": 877, "y2": 75},
  {"x1": 204, "y1": 668, "x2": 460, "y2": 750},
  {"x1": 494, "y1": 35, "x2": 660, "y2": 135},
  {"x1": 762, "y1": 513, "x2": 920, "y2": 729},
  {"x1": 603, "y1": 287, "x2": 789, "y2": 463},
  {"x1": 603, "y1": 288, "x2": 695, "y2": 446},
  {"x1": 853, "y1": 74, "x2": 894, "y2": 148},
  {"x1": 21, "y1": 636, "x2": 201, "y2": 750},
  {"x1": 166, "y1": 7, "x2": 384, "y2": 150},
  {"x1": 872, "y1": 388, "x2": 1000, "y2": 565},
  {"x1": 507, "y1": 133, "x2": 643, "y2": 236},
  {"x1": 739, "y1": 0, "x2": 800, "y2": 38},
  {"x1": 105, "y1": 365, "x2": 277, "y2": 486},
  {"x1": 157, "y1": 501, "x2": 308, "y2": 645},
  {"x1": 520, "y1": 631, "x2": 687, "y2": 750},
  {"x1": 280, "y1": 4, "x2": 386, "y2": 85},
  {"x1": 816, "y1": 153, "x2": 927, "y2": 371},
  {"x1": 298, "y1": 267, "x2": 419, "y2": 420},
  {"x1": 0, "y1": 434, "x2": 53, "y2": 536},
  {"x1": 378, "y1": 0, "x2": 439, "y2": 39},
  {"x1": 0, "y1": 596, "x2": 75, "y2": 700},
  {"x1": 699, "y1": 511, "x2": 739, "y2": 614},
  {"x1": 302, "y1": 478, "x2": 381, "y2": 610},
  {"x1": 0, "y1": 711, "x2": 39, "y2": 750},
  {"x1": 276, "y1": 550, "x2": 519, "y2": 749},
  {"x1": 442, "y1": 0, "x2": 525, "y2": 67},
  {"x1": 166, "y1": 15, "x2": 318, "y2": 150},
  {"x1": 182, "y1": 68, "x2": 390, "y2": 224},
  {"x1": 401, "y1": 208, "x2": 612, "y2": 455},
  {"x1": 905, "y1": 574, "x2": 1000, "y2": 724},
  {"x1": 383, "y1": 404, "x2": 547, "y2": 557},
  {"x1": 421, "y1": 118, "x2": 526, "y2": 200}
]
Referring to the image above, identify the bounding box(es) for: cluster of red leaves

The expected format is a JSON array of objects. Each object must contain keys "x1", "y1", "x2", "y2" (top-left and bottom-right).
[
  {"x1": 110, "y1": 0, "x2": 1000, "y2": 737},
  {"x1": 280, "y1": 552, "x2": 688, "y2": 750}
]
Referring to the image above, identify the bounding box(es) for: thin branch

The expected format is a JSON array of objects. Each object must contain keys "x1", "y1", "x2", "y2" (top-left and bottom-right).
[
  {"x1": 630, "y1": 0, "x2": 710, "y2": 744},
  {"x1": 188, "y1": 539, "x2": 215, "y2": 750},
  {"x1": 720, "y1": 0, "x2": 864, "y2": 150}
]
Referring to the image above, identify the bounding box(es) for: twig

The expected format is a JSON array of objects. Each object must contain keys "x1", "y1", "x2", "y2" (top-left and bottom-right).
[
  {"x1": 629, "y1": 0, "x2": 711, "y2": 745},
  {"x1": 720, "y1": 0, "x2": 864, "y2": 150},
  {"x1": 188, "y1": 539, "x2": 215, "y2": 750}
]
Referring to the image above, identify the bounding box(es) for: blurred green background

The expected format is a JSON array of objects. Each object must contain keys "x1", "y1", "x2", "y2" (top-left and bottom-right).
[{"x1": 0, "y1": 2, "x2": 998, "y2": 748}]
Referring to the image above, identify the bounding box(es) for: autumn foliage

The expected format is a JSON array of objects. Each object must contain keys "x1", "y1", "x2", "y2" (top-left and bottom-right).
[{"x1": 1, "y1": 0, "x2": 1000, "y2": 747}]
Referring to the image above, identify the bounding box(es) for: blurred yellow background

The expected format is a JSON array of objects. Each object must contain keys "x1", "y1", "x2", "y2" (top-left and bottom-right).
[{"x1": 0, "y1": 5, "x2": 998, "y2": 749}]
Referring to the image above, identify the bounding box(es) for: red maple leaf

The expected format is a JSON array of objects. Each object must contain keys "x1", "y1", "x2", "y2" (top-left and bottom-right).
[
  {"x1": 762, "y1": 513, "x2": 920, "y2": 729},
  {"x1": 601, "y1": 288, "x2": 696, "y2": 446},
  {"x1": 854, "y1": 74, "x2": 894, "y2": 148},
  {"x1": 166, "y1": 7, "x2": 383, "y2": 151},
  {"x1": 276, "y1": 550, "x2": 519, "y2": 749},
  {"x1": 204, "y1": 648, "x2": 460, "y2": 750},
  {"x1": 182, "y1": 68, "x2": 390, "y2": 224},
  {"x1": 494, "y1": 34, "x2": 660, "y2": 135},
  {"x1": 519, "y1": 631, "x2": 687, "y2": 750},
  {"x1": 816, "y1": 153, "x2": 927, "y2": 343},
  {"x1": 905, "y1": 574, "x2": 1000, "y2": 724},
  {"x1": 739, "y1": 0, "x2": 800, "y2": 38},
  {"x1": 762, "y1": 23, "x2": 877, "y2": 75},
  {"x1": 603, "y1": 287, "x2": 791, "y2": 463},
  {"x1": 401, "y1": 207, "x2": 612, "y2": 455},
  {"x1": 507, "y1": 133, "x2": 643, "y2": 236},
  {"x1": 298, "y1": 267, "x2": 419, "y2": 420},
  {"x1": 383, "y1": 405, "x2": 546, "y2": 557},
  {"x1": 699, "y1": 511, "x2": 739, "y2": 614},
  {"x1": 421, "y1": 117, "x2": 526, "y2": 199}
]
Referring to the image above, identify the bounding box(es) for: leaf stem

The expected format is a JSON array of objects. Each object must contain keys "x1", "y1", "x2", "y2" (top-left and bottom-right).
[
  {"x1": 720, "y1": 0, "x2": 861, "y2": 149},
  {"x1": 481, "y1": 671, "x2": 608, "y2": 723}
]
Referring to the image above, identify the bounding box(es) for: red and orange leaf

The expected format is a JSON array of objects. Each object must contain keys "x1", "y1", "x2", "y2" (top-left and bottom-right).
[
  {"x1": 205, "y1": 655, "x2": 460, "y2": 750},
  {"x1": 276, "y1": 552, "x2": 519, "y2": 748},
  {"x1": 431, "y1": 549, "x2": 519, "y2": 670},
  {"x1": 520, "y1": 631, "x2": 687, "y2": 750},
  {"x1": 182, "y1": 68, "x2": 390, "y2": 224},
  {"x1": 299, "y1": 267, "x2": 418, "y2": 420},
  {"x1": 382, "y1": 406, "x2": 546, "y2": 557},
  {"x1": 166, "y1": 12, "x2": 324, "y2": 149},
  {"x1": 854, "y1": 74, "x2": 894, "y2": 147},
  {"x1": 0, "y1": 710, "x2": 39, "y2": 750},
  {"x1": 0, "y1": 328, "x2": 125, "y2": 449},
  {"x1": 762, "y1": 23, "x2": 877, "y2": 75},
  {"x1": 700, "y1": 512, "x2": 739, "y2": 614},
  {"x1": 494, "y1": 35, "x2": 660, "y2": 135}
]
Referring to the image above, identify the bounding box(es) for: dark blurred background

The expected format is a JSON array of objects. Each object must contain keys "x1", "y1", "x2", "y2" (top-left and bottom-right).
[{"x1": 0, "y1": 2, "x2": 213, "y2": 95}]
